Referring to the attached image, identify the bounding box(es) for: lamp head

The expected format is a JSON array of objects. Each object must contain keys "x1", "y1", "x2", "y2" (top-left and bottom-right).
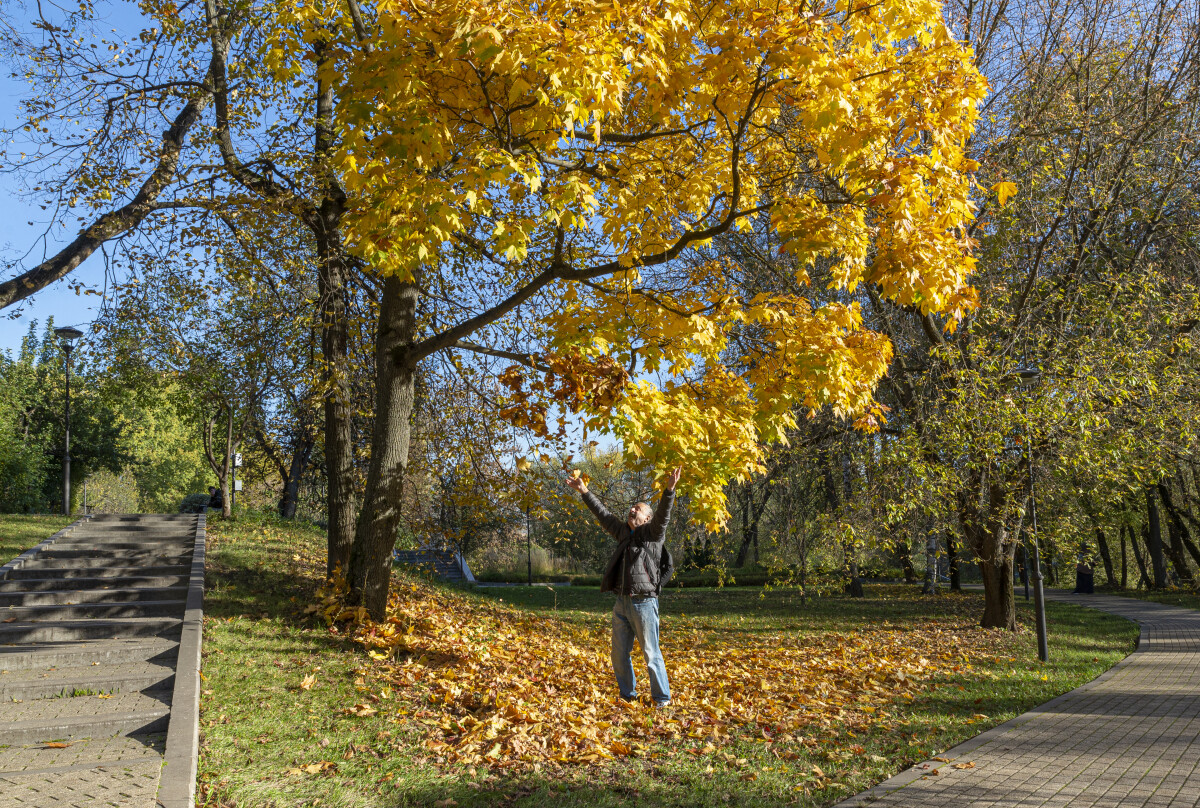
[{"x1": 54, "y1": 326, "x2": 84, "y2": 345}]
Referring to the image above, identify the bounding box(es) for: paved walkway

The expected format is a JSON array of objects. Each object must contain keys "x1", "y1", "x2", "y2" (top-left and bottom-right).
[
  {"x1": 0, "y1": 514, "x2": 203, "y2": 807},
  {"x1": 836, "y1": 590, "x2": 1200, "y2": 808}
]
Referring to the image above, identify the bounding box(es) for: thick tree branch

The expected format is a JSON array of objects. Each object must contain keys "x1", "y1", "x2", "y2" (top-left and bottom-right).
[{"x1": 0, "y1": 84, "x2": 212, "y2": 310}]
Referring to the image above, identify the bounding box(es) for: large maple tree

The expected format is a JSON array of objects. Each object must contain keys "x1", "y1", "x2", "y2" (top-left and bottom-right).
[
  {"x1": 325, "y1": 0, "x2": 987, "y2": 614},
  {"x1": 0, "y1": 0, "x2": 986, "y2": 618}
]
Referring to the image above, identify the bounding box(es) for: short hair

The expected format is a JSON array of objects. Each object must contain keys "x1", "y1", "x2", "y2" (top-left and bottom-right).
[{"x1": 634, "y1": 502, "x2": 652, "y2": 521}]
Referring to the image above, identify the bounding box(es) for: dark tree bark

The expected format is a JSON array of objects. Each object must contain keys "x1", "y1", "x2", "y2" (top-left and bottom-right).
[
  {"x1": 734, "y1": 483, "x2": 773, "y2": 568},
  {"x1": 1153, "y1": 484, "x2": 1192, "y2": 584},
  {"x1": 946, "y1": 533, "x2": 961, "y2": 591},
  {"x1": 820, "y1": 447, "x2": 862, "y2": 597},
  {"x1": 1095, "y1": 526, "x2": 1116, "y2": 587},
  {"x1": 279, "y1": 436, "x2": 314, "y2": 519},
  {"x1": 202, "y1": 407, "x2": 238, "y2": 519},
  {"x1": 349, "y1": 274, "x2": 421, "y2": 619},
  {"x1": 963, "y1": 474, "x2": 1016, "y2": 630},
  {"x1": 895, "y1": 541, "x2": 918, "y2": 583},
  {"x1": 1145, "y1": 487, "x2": 1169, "y2": 588},
  {"x1": 1131, "y1": 527, "x2": 1152, "y2": 589},
  {"x1": 313, "y1": 51, "x2": 359, "y2": 578},
  {"x1": 1159, "y1": 482, "x2": 1200, "y2": 571},
  {"x1": 1120, "y1": 524, "x2": 1128, "y2": 589}
]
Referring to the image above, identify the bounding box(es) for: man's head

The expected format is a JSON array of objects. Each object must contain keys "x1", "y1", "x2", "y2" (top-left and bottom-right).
[{"x1": 626, "y1": 502, "x2": 652, "y2": 529}]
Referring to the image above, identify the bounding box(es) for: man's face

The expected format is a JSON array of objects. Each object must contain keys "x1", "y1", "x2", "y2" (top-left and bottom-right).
[{"x1": 626, "y1": 504, "x2": 651, "y2": 529}]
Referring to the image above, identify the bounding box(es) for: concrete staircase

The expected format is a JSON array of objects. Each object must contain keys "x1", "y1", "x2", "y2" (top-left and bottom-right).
[
  {"x1": 0, "y1": 514, "x2": 202, "y2": 807},
  {"x1": 393, "y1": 546, "x2": 474, "y2": 582}
]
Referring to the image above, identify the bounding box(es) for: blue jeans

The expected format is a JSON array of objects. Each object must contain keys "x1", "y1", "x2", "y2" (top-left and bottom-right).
[{"x1": 612, "y1": 594, "x2": 671, "y2": 703}]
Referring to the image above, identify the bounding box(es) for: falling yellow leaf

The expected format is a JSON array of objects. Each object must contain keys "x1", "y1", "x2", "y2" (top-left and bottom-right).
[{"x1": 992, "y1": 181, "x2": 1018, "y2": 205}]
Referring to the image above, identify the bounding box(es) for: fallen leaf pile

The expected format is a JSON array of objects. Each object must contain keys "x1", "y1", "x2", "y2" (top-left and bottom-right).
[{"x1": 310, "y1": 576, "x2": 1014, "y2": 770}]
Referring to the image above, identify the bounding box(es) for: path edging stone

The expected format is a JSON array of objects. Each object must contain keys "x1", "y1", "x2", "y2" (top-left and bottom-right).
[{"x1": 156, "y1": 513, "x2": 206, "y2": 808}]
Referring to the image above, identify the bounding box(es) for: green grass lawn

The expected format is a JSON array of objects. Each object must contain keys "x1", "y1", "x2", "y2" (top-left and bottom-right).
[
  {"x1": 1057, "y1": 585, "x2": 1200, "y2": 612},
  {"x1": 0, "y1": 514, "x2": 73, "y2": 565},
  {"x1": 198, "y1": 514, "x2": 1139, "y2": 808}
]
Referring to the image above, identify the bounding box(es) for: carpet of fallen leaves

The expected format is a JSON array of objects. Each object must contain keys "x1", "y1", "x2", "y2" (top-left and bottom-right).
[{"x1": 311, "y1": 578, "x2": 1016, "y2": 772}]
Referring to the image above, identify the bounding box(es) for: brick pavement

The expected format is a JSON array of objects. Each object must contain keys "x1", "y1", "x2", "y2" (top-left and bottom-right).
[
  {"x1": 0, "y1": 515, "x2": 200, "y2": 808},
  {"x1": 836, "y1": 590, "x2": 1200, "y2": 808}
]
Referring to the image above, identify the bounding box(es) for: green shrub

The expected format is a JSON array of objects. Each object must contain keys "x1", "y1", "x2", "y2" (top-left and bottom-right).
[{"x1": 180, "y1": 493, "x2": 211, "y2": 513}]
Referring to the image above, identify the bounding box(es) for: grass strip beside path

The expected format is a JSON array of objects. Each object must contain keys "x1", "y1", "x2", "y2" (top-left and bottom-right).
[
  {"x1": 0, "y1": 514, "x2": 72, "y2": 565},
  {"x1": 198, "y1": 514, "x2": 1138, "y2": 808},
  {"x1": 1062, "y1": 585, "x2": 1200, "y2": 612}
]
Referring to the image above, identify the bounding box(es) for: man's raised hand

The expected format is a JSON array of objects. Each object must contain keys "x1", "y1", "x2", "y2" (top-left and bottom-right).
[
  {"x1": 566, "y1": 471, "x2": 588, "y2": 495},
  {"x1": 666, "y1": 466, "x2": 683, "y2": 491}
]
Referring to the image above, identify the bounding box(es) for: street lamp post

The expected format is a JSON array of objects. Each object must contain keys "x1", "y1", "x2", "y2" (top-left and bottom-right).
[
  {"x1": 1008, "y1": 367, "x2": 1049, "y2": 662},
  {"x1": 54, "y1": 326, "x2": 84, "y2": 516}
]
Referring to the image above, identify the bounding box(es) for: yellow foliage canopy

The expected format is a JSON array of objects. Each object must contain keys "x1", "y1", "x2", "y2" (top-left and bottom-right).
[{"x1": 330, "y1": 0, "x2": 987, "y2": 526}]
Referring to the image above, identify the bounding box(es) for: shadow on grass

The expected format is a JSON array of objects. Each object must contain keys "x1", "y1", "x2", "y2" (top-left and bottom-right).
[{"x1": 371, "y1": 765, "x2": 832, "y2": 808}]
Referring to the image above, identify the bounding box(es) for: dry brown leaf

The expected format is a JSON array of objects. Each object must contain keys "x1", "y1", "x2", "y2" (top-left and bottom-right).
[
  {"x1": 285, "y1": 760, "x2": 338, "y2": 776},
  {"x1": 953, "y1": 762, "x2": 976, "y2": 769},
  {"x1": 308, "y1": 574, "x2": 1017, "y2": 772},
  {"x1": 300, "y1": 673, "x2": 317, "y2": 691},
  {"x1": 43, "y1": 742, "x2": 72, "y2": 748}
]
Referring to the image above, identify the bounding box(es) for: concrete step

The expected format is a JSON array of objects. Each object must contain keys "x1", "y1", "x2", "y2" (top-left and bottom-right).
[
  {"x1": 49, "y1": 541, "x2": 193, "y2": 550},
  {"x1": 0, "y1": 601, "x2": 186, "y2": 621},
  {"x1": 64, "y1": 530, "x2": 195, "y2": 538},
  {"x1": 0, "y1": 587, "x2": 186, "y2": 607},
  {"x1": 71, "y1": 523, "x2": 193, "y2": 529},
  {"x1": 0, "y1": 576, "x2": 190, "y2": 592},
  {"x1": 38, "y1": 545, "x2": 192, "y2": 557},
  {"x1": 0, "y1": 732, "x2": 166, "y2": 775},
  {"x1": 11, "y1": 555, "x2": 190, "y2": 569},
  {"x1": 0, "y1": 660, "x2": 175, "y2": 701},
  {"x1": 7, "y1": 566, "x2": 189, "y2": 580},
  {"x1": 0, "y1": 617, "x2": 181, "y2": 643},
  {"x1": 0, "y1": 690, "x2": 171, "y2": 744},
  {"x1": 0, "y1": 639, "x2": 178, "y2": 671}
]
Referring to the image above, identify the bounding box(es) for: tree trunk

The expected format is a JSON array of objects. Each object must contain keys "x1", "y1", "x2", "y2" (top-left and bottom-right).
[
  {"x1": 1132, "y1": 527, "x2": 1151, "y2": 589},
  {"x1": 735, "y1": 486, "x2": 753, "y2": 567},
  {"x1": 1145, "y1": 487, "x2": 1168, "y2": 588},
  {"x1": 1159, "y1": 482, "x2": 1200, "y2": 571},
  {"x1": 922, "y1": 529, "x2": 938, "y2": 595},
  {"x1": 222, "y1": 410, "x2": 234, "y2": 519},
  {"x1": 1095, "y1": 526, "x2": 1116, "y2": 587},
  {"x1": 895, "y1": 541, "x2": 917, "y2": 583},
  {"x1": 964, "y1": 474, "x2": 1017, "y2": 630},
  {"x1": 314, "y1": 50, "x2": 358, "y2": 579},
  {"x1": 1154, "y1": 483, "x2": 1192, "y2": 584},
  {"x1": 1120, "y1": 524, "x2": 1128, "y2": 589},
  {"x1": 979, "y1": 555, "x2": 1016, "y2": 630},
  {"x1": 946, "y1": 532, "x2": 961, "y2": 592},
  {"x1": 734, "y1": 484, "x2": 772, "y2": 568},
  {"x1": 349, "y1": 274, "x2": 421, "y2": 620},
  {"x1": 279, "y1": 434, "x2": 313, "y2": 519}
]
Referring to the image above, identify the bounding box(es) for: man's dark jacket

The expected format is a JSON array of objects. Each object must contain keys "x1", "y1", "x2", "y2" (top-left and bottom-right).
[{"x1": 582, "y1": 489, "x2": 674, "y2": 596}]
